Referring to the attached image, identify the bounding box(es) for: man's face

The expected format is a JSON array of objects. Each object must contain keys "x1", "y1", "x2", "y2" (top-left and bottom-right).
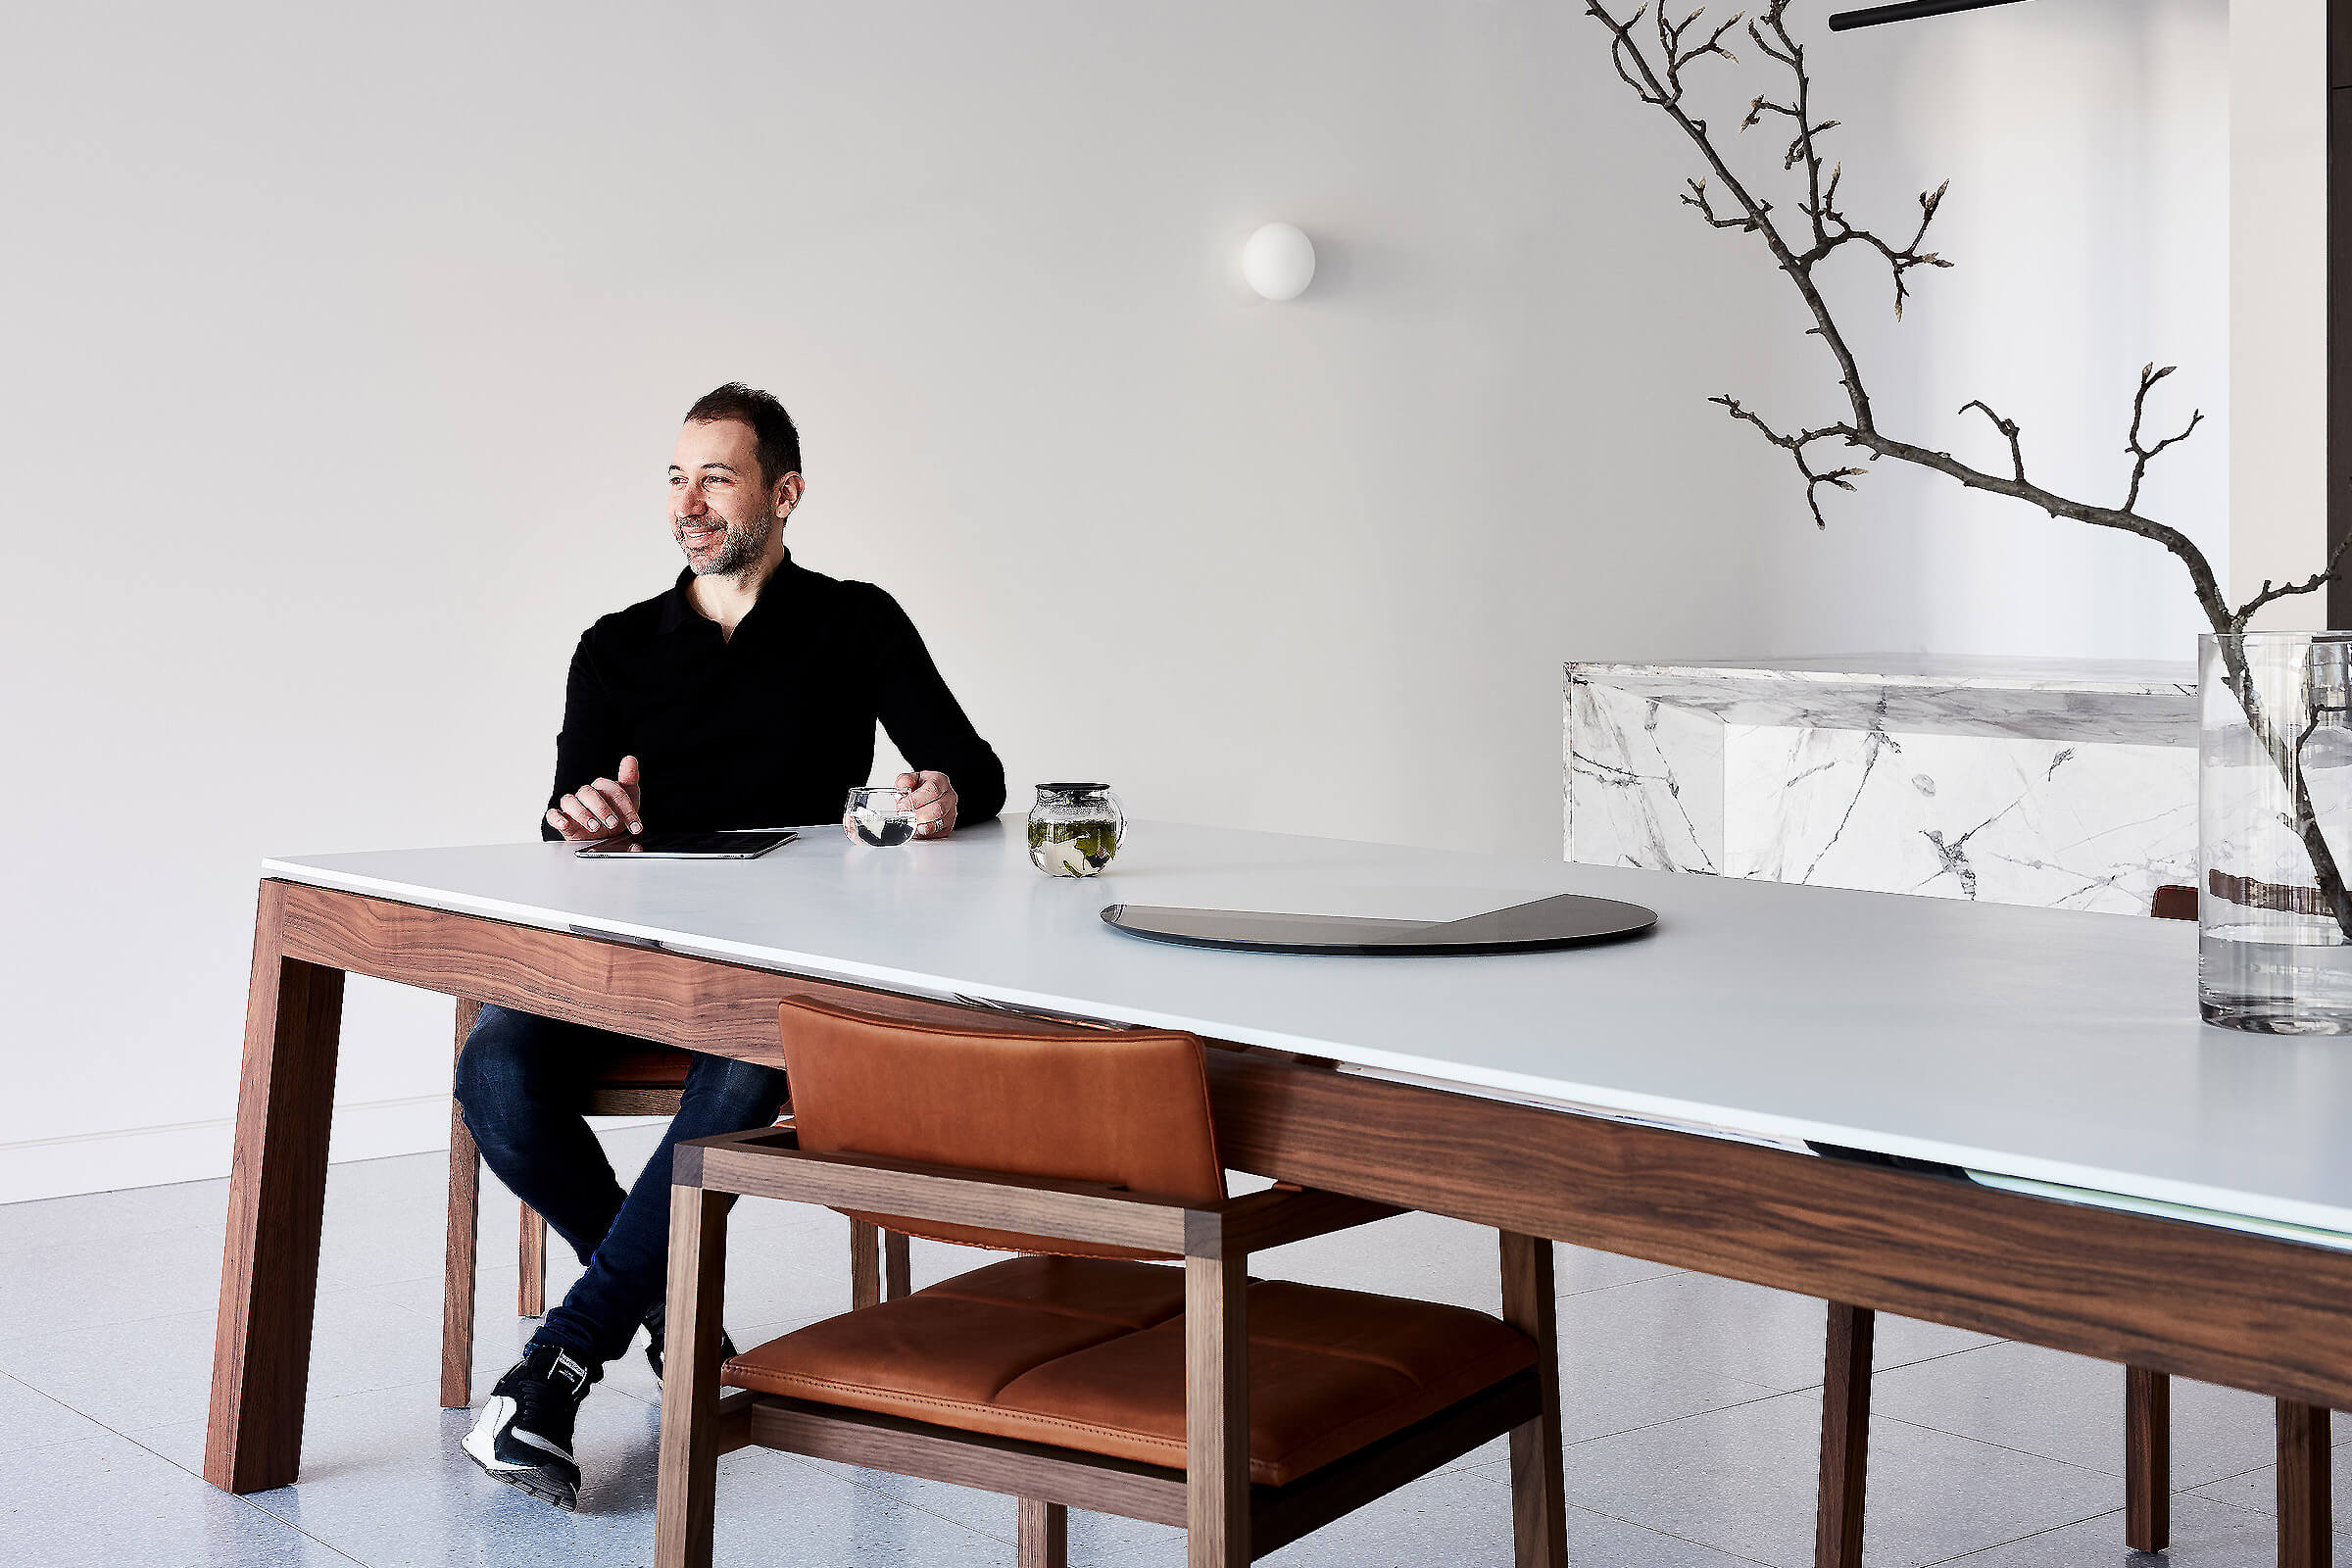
[{"x1": 668, "y1": 418, "x2": 782, "y2": 576}]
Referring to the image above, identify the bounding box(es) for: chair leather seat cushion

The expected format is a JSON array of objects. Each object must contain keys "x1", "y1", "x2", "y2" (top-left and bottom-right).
[
  {"x1": 595, "y1": 1047, "x2": 695, "y2": 1088},
  {"x1": 721, "y1": 1255, "x2": 1537, "y2": 1487}
]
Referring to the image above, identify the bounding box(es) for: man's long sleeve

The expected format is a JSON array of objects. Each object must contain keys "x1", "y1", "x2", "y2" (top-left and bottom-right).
[
  {"x1": 867, "y1": 587, "x2": 1006, "y2": 822},
  {"x1": 541, "y1": 634, "x2": 624, "y2": 840}
]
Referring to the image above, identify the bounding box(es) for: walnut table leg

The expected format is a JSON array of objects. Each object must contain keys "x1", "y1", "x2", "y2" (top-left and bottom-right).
[
  {"x1": 2278, "y1": 1399, "x2": 2331, "y2": 1568},
  {"x1": 440, "y1": 998, "x2": 482, "y2": 1408},
  {"x1": 204, "y1": 882, "x2": 347, "y2": 1494},
  {"x1": 1816, "y1": 1302, "x2": 1874, "y2": 1568}
]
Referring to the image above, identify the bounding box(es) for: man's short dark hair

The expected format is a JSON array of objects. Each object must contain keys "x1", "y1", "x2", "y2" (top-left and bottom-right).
[{"x1": 684, "y1": 382, "x2": 803, "y2": 491}]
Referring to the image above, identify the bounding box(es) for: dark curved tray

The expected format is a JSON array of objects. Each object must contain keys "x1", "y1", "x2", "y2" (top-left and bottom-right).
[{"x1": 1099, "y1": 890, "x2": 1657, "y2": 956}]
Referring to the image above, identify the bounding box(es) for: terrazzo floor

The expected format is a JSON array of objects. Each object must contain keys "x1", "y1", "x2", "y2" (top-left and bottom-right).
[{"x1": 2, "y1": 1122, "x2": 2339, "y2": 1566}]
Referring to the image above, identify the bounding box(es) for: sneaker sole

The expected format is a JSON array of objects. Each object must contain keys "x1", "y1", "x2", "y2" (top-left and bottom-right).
[{"x1": 462, "y1": 1402, "x2": 579, "y2": 1511}]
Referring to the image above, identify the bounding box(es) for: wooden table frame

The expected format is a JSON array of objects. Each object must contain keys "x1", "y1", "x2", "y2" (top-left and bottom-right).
[{"x1": 208, "y1": 879, "x2": 2352, "y2": 1565}]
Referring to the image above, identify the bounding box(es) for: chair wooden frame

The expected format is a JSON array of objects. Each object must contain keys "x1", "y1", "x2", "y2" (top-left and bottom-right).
[
  {"x1": 437, "y1": 999, "x2": 906, "y2": 1408},
  {"x1": 652, "y1": 1125, "x2": 1568, "y2": 1568}
]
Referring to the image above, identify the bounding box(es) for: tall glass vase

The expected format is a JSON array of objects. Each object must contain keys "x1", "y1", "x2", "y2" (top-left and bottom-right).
[{"x1": 2199, "y1": 631, "x2": 2352, "y2": 1032}]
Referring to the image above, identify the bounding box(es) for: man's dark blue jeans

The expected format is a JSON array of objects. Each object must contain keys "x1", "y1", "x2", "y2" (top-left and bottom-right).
[{"x1": 453, "y1": 1004, "x2": 789, "y2": 1372}]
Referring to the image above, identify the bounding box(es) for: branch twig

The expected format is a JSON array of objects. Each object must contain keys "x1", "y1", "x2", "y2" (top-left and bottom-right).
[
  {"x1": 1709, "y1": 397, "x2": 1866, "y2": 528},
  {"x1": 1584, "y1": 0, "x2": 2352, "y2": 938}
]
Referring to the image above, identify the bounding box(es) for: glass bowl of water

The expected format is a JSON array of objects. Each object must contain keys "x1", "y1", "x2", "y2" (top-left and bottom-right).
[{"x1": 844, "y1": 786, "x2": 918, "y2": 848}]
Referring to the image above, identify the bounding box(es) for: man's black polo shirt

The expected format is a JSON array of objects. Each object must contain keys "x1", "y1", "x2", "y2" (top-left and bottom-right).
[{"x1": 541, "y1": 552, "x2": 1005, "y2": 837}]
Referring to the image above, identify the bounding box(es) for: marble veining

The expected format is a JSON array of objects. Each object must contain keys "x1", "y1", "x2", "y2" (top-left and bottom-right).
[
  {"x1": 1566, "y1": 658, "x2": 2198, "y2": 915},
  {"x1": 1575, "y1": 655, "x2": 2196, "y2": 747}
]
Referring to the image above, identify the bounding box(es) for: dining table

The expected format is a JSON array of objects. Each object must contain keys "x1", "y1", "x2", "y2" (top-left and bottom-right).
[{"x1": 204, "y1": 816, "x2": 2352, "y2": 1565}]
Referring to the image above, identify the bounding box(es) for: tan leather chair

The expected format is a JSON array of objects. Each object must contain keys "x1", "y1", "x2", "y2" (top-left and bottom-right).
[
  {"x1": 438, "y1": 999, "x2": 905, "y2": 1408},
  {"x1": 652, "y1": 993, "x2": 1569, "y2": 1568},
  {"x1": 1813, "y1": 884, "x2": 2200, "y2": 1564}
]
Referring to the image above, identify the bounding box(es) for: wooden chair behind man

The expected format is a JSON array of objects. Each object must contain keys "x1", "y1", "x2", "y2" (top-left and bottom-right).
[
  {"x1": 436, "y1": 998, "x2": 906, "y2": 1408},
  {"x1": 653, "y1": 990, "x2": 1571, "y2": 1568}
]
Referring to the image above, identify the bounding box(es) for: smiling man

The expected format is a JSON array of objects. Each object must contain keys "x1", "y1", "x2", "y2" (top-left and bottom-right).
[{"x1": 454, "y1": 382, "x2": 1004, "y2": 1509}]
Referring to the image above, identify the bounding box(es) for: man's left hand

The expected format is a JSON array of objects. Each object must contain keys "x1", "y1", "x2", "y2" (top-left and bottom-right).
[{"x1": 896, "y1": 770, "x2": 959, "y2": 839}]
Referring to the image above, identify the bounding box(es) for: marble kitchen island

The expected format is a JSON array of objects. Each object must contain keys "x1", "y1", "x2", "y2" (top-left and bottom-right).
[{"x1": 1564, "y1": 655, "x2": 2198, "y2": 914}]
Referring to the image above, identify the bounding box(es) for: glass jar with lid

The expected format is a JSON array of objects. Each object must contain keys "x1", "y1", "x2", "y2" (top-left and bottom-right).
[{"x1": 1028, "y1": 783, "x2": 1124, "y2": 877}]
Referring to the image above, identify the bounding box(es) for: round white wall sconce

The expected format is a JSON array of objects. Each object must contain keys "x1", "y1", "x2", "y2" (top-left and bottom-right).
[{"x1": 1242, "y1": 222, "x2": 1316, "y2": 302}]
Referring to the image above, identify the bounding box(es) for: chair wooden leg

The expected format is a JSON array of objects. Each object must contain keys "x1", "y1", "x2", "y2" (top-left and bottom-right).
[
  {"x1": 1185, "y1": 1250, "x2": 1250, "y2": 1568},
  {"x1": 1816, "y1": 1302, "x2": 1874, "y2": 1568},
  {"x1": 517, "y1": 1201, "x2": 546, "y2": 1317},
  {"x1": 654, "y1": 1181, "x2": 731, "y2": 1568},
  {"x1": 2126, "y1": 1365, "x2": 2171, "y2": 1552},
  {"x1": 1018, "y1": 1497, "x2": 1068, "y2": 1568},
  {"x1": 884, "y1": 1229, "x2": 912, "y2": 1300},
  {"x1": 849, "y1": 1218, "x2": 881, "y2": 1309},
  {"x1": 2278, "y1": 1399, "x2": 2332, "y2": 1568},
  {"x1": 1499, "y1": 1232, "x2": 1567, "y2": 1568},
  {"x1": 440, "y1": 1000, "x2": 483, "y2": 1408}
]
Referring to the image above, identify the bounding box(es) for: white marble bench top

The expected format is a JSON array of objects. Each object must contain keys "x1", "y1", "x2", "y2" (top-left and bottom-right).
[{"x1": 1568, "y1": 655, "x2": 2196, "y2": 746}]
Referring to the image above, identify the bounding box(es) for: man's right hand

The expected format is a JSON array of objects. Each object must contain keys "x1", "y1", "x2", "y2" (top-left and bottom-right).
[{"x1": 548, "y1": 755, "x2": 644, "y2": 840}]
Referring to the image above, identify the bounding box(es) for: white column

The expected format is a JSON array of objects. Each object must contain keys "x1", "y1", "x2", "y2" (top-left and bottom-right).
[{"x1": 2230, "y1": 0, "x2": 2329, "y2": 622}]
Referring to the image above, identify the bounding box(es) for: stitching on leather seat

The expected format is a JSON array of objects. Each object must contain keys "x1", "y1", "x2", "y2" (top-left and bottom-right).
[
  {"x1": 836, "y1": 1216, "x2": 1181, "y2": 1262},
  {"x1": 732, "y1": 1337, "x2": 1538, "y2": 1486},
  {"x1": 916, "y1": 1288, "x2": 1185, "y2": 1332},
  {"x1": 736, "y1": 1370, "x2": 1249, "y2": 1474}
]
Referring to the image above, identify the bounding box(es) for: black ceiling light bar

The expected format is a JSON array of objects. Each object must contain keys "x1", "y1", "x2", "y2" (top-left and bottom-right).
[{"x1": 1828, "y1": 0, "x2": 2032, "y2": 30}]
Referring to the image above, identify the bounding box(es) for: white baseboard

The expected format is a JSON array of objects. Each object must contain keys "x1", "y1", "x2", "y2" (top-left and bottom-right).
[{"x1": 0, "y1": 1097, "x2": 663, "y2": 1205}]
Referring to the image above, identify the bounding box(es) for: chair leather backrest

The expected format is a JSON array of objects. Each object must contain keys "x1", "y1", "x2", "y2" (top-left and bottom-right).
[{"x1": 776, "y1": 992, "x2": 1226, "y2": 1260}]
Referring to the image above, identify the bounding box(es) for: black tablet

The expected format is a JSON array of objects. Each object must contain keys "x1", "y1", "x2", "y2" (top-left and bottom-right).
[{"x1": 573, "y1": 829, "x2": 797, "y2": 859}]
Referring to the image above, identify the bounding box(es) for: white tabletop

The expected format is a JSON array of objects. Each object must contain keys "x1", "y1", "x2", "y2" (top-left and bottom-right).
[{"x1": 263, "y1": 819, "x2": 2352, "y2": 1238}]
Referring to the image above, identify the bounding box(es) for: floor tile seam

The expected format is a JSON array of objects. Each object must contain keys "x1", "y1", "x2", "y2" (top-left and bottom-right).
[
  {"x1": 776, "y1": 1450, "x2": 1021, "y2": 1547},
  {"x1": 1912, "y1": 1502, "x2": 2123, "y2": 1566},
  {"x1": 1548, "y1": 1272, "x2": 1680, "y2": 1304},
  {"x1": 39, "y1": 1396, "x2": 371, "y2": 1565},
  {"x1": 0, "y1": 1219, "x2": 207, "y2": 1257},
  {"x1": 1733, "y1": 1340, "x2": 2018, "y2": 1402},
  {"x1": 1551, "y1": 1381, "x2": 1811, "y2": 1452},
  {"x1": 1870, "y1": 1409, "x2": 2126, "y2": 1480},
  {"x1": 2181, "y1": 1472, "x2": 2285, "y2": 1519},
  {"x1": 0, "y1": 1276, "x2": 437, "y2": 1361},
  {"x1": 230, "y1": 1493, "x2": 374, "y2": 1566},
  {"x1": 1867, "y1": 1339, "x2": 2010, "y2": 1377},
  {"x1": 0, "y1": 1365, "x2": 100, "y2": 1422},
  {"x1": 0, "y1": 1430, "x2": 121, "y2": 1463},
  {"x1": 1556, "y1": 1497, "x2": 1785, "y2": 1567},
  {"x1": 1554, "y1": 1266, "x2": 1685, "y2": 1298},
  {"x1": 1671, "y1": 1345, "x2": 2001, "y2": 1401},
  {"x1": 0, "y1": 1301, "x2": 220, "y2": 1347}
]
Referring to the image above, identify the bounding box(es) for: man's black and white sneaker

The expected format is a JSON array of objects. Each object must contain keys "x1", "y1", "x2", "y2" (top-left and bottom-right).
[
  {"x1": 463, "y1": 1346, "x2": 592, "y2": 1509},
  {"x1": 644, "y1": 1320, "x2": 737, "y2": 1382}
]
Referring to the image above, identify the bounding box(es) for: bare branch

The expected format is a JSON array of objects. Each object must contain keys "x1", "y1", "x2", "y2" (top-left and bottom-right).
[
  {"x1": 1959, "y1": 399, "x2": 2026, "y2": 483},
  {"x1": 1587, "y1": 0, "x2": 1876, "y2": 430},
  {"x1": 1712, "y1": 395, "x2": 1867, "y2": 528},
  {"x1": 1587, "y1": 0, "x2": 2352, "y2": 933},
  {"x1": 2123, "y1": 362, "x2": 2205, "y2": 513},
  {"x1": 1683, "y1": 176, "x2": 1765, "y2": 230},
  {"x1": 1805, "y1": 176, "x2": 1952, "y2": 318},
  {"x1": 2230, "y1": 530, "x2": 2352, "y2": 633}
]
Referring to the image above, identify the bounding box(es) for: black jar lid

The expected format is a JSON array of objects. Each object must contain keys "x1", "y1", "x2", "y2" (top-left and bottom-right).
[{"x1": 1036, "y1": 781, "x2": 1111, "y2": 792}]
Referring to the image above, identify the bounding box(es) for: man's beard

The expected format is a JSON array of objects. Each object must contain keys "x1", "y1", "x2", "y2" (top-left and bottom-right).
[{"x1": 679, "y1": 512, "x2": 772, "y2": 577}]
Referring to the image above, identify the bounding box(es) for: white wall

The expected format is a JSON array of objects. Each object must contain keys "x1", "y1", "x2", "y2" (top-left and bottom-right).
[
  {"x1": 0, "y1": 0, "x2": 2231, "y2": 1200},
  {"x1": 2230, "y1": 0, "x2": 2328, "y2": 619}
]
